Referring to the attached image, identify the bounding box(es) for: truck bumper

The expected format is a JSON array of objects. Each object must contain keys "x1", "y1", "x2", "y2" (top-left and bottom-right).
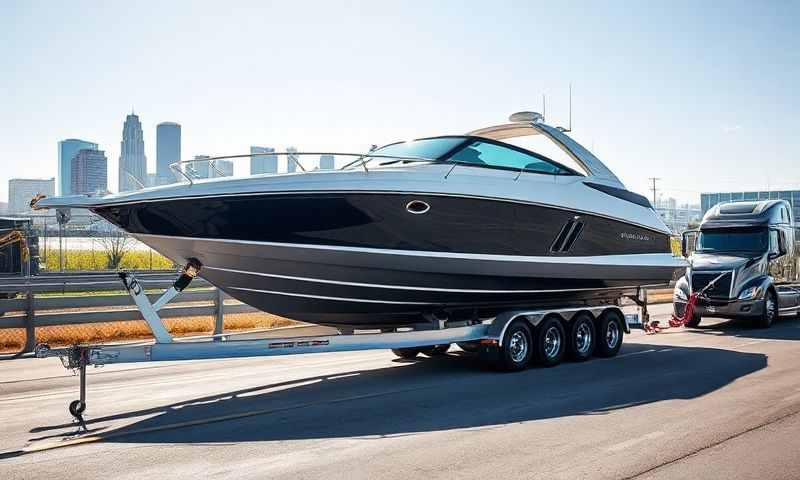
[{"x1": 676, "y1": 298, "x2": 764, "y2": 319}]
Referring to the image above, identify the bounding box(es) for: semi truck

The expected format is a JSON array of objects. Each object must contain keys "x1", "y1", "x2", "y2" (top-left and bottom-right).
[{"x1": 674, "y1": 199, "x2": 800, "y2": 328}]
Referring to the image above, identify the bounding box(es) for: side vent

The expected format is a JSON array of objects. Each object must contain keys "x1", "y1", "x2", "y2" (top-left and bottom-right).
[{"x1": 551, "y1": 216, "x2": 585, "y2": 253}]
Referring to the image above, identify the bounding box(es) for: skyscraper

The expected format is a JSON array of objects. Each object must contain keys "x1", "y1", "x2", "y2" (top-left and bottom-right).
[
  {"x1": 58, "y1": 139, "x2": 98, "y2": 196},
  {"x1": 8, "y1": 178, "x2": 55, "y2": 214},
  {"x1": 287, "y1": 146, "x2": 299, "y2": 173},
  {"x1": 319, "y1": 154, "x2": 335, "y2": 170},
  {"x1": 119, "y1": 112, "x2": 147, "y2": 192},
  {"x1": 250, "y1": 146, "x2": 277, "y2": 175},
  {"x1": 156, "y1": 122, "x2": 181, "y2": 185},
  {"x1": 70, "y1": 149, "x2": 108, "y2": 195}
]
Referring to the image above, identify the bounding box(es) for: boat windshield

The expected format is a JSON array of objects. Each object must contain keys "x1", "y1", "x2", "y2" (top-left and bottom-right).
[{"x1": 350, "y1": 136, "x2": 580, "y2": 176}]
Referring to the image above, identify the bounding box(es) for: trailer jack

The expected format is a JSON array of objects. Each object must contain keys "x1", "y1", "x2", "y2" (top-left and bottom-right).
[{"x1": 35, "y1": 261, "x2": 202, "y2": 428}]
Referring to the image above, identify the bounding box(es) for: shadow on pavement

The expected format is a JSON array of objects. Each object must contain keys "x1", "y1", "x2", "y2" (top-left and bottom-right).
[
  {"x1": 688, "y1": 316, "x2": 800, "y2": 341},
  {"x1": 24, "y1": 341, "x2": 767, "y2": 447}
]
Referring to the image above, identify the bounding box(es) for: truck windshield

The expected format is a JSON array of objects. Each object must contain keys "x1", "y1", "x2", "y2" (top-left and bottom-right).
[{"x1": 696, "y1": 228, "x2": 768, "y2": 253}]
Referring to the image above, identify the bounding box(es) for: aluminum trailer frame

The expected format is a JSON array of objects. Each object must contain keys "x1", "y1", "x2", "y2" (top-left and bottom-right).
[{"x1": 35, "y1": 264, "x2": 643, "y2": 430}]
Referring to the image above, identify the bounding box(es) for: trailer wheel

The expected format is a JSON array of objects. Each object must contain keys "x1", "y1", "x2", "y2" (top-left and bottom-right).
[
  {"x1": 69, "y1": 399, "x2": 86, "y2": 416},
  {"x1": 391, "y1": 347, "x2": 421, "y2": 359},
  {"x1": 754, "y1": 289, "x2": 778, "y2": 329},
  {"x1": 534, "y1": 316, "x2": 566, "y2": 367},
  {"x1": 492, "y1": 319, "x2": 533, "y2": 372},
  {"x1": 421, "y1": 344, "x2": 451, "y2": 356},
  {"x1": 595, "y1": 310, "x2": 624, "y2": 357},
  {"x1": 567, "y1": 313, "x2": 596, "y2": 361}
]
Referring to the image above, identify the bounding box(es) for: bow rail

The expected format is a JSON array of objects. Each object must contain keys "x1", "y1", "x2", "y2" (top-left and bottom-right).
[{"x1": 168, "y1": 152, "x2": 437, "y2": 186}]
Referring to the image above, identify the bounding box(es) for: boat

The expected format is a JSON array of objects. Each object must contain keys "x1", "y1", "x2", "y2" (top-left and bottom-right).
[{"x1": 33, "y1": 112, "x2": 685, "y2": 328}]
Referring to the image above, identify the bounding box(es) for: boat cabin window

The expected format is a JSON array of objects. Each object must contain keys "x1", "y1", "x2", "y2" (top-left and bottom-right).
[
  {"x1": 372, "y1": 137, "x2": 466, "y2": 162},
  {"x1": 446, "y1": 140, "x2": 575, "y2": 175}
]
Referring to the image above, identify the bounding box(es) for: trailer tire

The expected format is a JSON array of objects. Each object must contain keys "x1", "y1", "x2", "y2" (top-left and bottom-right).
[
  {"x1": 567, "y1": 312, "x2": 596, "y2": 361},
  {"x1": 534, "y1": 316, "x2": 566, "y2": 367},
  {"x1": 595, "y1": 310, "x2": 624, "y2": 358},
  {"x1": 69, "y1": 399, "x2": 86, "y2": 416},
  {"x1": 754, "y1": 289, "x2": 778, "y2": 329},
  {"x1": 391, "y1": 347, "x2": 421, "y2": 359},
  {"x1": 421, "y1": 344, "x2": 451, "y2": 356},
  {"x1": 494, "y1": 319, "x2": 534, "y2": 372}
]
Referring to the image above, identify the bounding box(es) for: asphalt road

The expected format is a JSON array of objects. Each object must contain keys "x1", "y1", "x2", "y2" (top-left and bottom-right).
[{"x1": 2, "y1": 304, "x2": 800, "y2": 479}]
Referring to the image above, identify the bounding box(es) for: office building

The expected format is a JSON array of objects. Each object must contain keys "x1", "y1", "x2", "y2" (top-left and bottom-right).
[
  {"x1": 70, "y1": 148, "x2": 108, "y2": 195},
  {"x1": 119, "y1": 112, "x2": 147, "y2": 192},
  {"x1": 8, "y1": 178, "x2": 55, "y2": 214},
  {"x1": 156, "y1": 122, "x2": 181, "y2": 184},
  {"x1": 319, "y1": 154, "x2": 335, "y2": 170},
  {"x1": 654, "y1": 196, "x2": 701, "y2": 233},
  {"x1": 250, "y1": 146, "x2": 277, "y2": 174},
  {"x1": 58, "y1": 139, "x2": 98, "y2": 195},
  {"x1": 701, "y1": 190, "x2": 800, "y2": 222},
  {"x1": 212, "y1": 159, "x2": 234, "y2": 178},
  {"x1": 188, "y1": 155, "x2": 211, "y2": 179}
]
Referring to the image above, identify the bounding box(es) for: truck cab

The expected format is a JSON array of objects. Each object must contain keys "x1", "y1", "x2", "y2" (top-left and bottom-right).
[{"x1": 674, "y1": 199, "x2": 800, "y2": 328}]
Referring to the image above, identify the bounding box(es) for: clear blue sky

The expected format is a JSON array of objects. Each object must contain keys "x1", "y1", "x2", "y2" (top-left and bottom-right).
[{"x1": 1, "y1": 0, "x2": 798, "y2": 204}]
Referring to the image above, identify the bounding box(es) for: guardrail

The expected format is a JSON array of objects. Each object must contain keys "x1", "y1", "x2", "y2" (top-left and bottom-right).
[{"x1": 0, "y1": 270, "x2": 258, "y2": 357}]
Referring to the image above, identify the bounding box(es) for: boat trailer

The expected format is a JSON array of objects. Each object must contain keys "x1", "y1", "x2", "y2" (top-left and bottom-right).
[{"x1": 35, "y1": 262, "x2": 645, "y2": 430}]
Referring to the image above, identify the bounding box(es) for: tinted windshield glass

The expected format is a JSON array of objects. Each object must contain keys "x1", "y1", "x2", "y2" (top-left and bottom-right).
[
  {"x1": 447, "y1": 140, "x2": 575, "y2": 175},
  {"x1": 696, "y1": 229, "x2": 768, "y2": 253},
  {"x1": 373, "y1": 138, "x2": 465, "y2": 160}
]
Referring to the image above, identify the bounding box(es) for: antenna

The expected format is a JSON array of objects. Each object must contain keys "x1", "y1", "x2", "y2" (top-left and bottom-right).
[{"x1": 542, "y1": 94, "x2": 546, "y2": 122}]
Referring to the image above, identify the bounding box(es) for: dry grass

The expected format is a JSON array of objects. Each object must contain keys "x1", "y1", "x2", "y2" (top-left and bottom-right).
[{"x1": 0, "y1": 312, "x2": 299, "y2": 353}]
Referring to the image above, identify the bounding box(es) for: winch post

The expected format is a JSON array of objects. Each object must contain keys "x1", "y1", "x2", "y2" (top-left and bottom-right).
[{"x1": 118, "y1": 260, "x2": 203, "y2": 344}]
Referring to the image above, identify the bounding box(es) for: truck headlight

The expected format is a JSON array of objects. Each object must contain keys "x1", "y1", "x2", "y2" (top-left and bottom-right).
[
  {"x1": 738, "y1": 286, "x2": 762, "y2": 300},
  {"x1": 673, "y1": 286, "x2": 688, "y2": 302}
]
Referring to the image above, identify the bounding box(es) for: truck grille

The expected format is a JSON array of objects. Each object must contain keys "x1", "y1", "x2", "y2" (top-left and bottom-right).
[{"x1": 691, "y1": 271, "x2": 733, "y2": 299}]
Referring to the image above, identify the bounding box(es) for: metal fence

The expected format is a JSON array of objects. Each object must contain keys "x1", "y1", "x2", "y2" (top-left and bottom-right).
[{"x1": 0, "y1": 270, "x2": 258, "y2": 357}]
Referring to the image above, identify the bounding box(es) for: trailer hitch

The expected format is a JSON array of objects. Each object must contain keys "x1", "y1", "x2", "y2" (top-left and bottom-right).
[{"x1": 645, "y1": 272, "x2": 728, "y2": 334}]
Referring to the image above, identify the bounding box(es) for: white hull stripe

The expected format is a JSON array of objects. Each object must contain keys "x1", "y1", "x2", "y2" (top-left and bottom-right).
[
  {"x1": 208, "y1": 265, "x2": 664, "y2": 294},
  {"x1": 229, "y1": 286, "x2": 434, "y2": 305},
  {"x1": 136, "y1": 233, "x2": 686, "y2": 267}
]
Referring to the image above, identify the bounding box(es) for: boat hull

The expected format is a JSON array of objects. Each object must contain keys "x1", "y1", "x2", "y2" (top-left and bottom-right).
[{"x1": 94, "y1": 191, "x2": 683, "y2": 327}]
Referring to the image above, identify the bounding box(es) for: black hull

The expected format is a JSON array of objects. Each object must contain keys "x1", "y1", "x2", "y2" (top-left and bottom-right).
[{"x1": 94, "y1": 192, "x2": 680, "y2": 328}]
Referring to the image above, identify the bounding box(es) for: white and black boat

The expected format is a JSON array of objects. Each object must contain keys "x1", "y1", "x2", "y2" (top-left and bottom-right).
[{"x1": 35, "y1": 112, "x2": 684, "y2": 328}]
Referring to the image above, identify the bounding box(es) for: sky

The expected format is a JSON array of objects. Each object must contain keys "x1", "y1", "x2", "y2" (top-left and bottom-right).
[{"x1": 1, "y1": 0, "x2": 798, "y2": 205}]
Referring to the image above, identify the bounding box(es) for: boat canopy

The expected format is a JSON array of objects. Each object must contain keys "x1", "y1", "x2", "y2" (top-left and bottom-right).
[{"x1": 468, "y1": 114, "x2": 624, "y2": 188}]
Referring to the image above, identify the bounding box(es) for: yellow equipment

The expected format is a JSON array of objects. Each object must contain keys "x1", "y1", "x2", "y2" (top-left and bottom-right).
[{"x1": 0, "y1": 230, "x2": 29, "y2": 263}]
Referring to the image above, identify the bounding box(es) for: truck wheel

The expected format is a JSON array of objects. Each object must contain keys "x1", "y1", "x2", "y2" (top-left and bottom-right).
[
  {"x1": 754, "y1": 289, "x2": 778, "y2": 329},
  {"x1": 534, "y1": 316, "x2": 566, "y2": 367},
  {"x1": 686, "y1": 313, "x2": 702, "y2": 327},
  {"x1": 595, "y1": 310, "x2": 624, "y2": 357},
  {"x1": 494, "y1": 319, "x2": 534, "y2": 372},
  {"x1": 421, "y1": 344, "x2": 451, "y2": 356},
  {"x1": 567, "y1": 313, "x2": 596, "y2": 361},
  {"x1": 391, "y1": 347, "x2": 421, "y2": 359}
]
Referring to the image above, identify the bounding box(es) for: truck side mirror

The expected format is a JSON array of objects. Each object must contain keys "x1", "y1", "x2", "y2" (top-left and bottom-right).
[
  {"x1": 769, "y1": 230, "x2": 787, "y2": 260},
  {"x1": 681, "y1": 230, "x2": 697, "y2": 258}
]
